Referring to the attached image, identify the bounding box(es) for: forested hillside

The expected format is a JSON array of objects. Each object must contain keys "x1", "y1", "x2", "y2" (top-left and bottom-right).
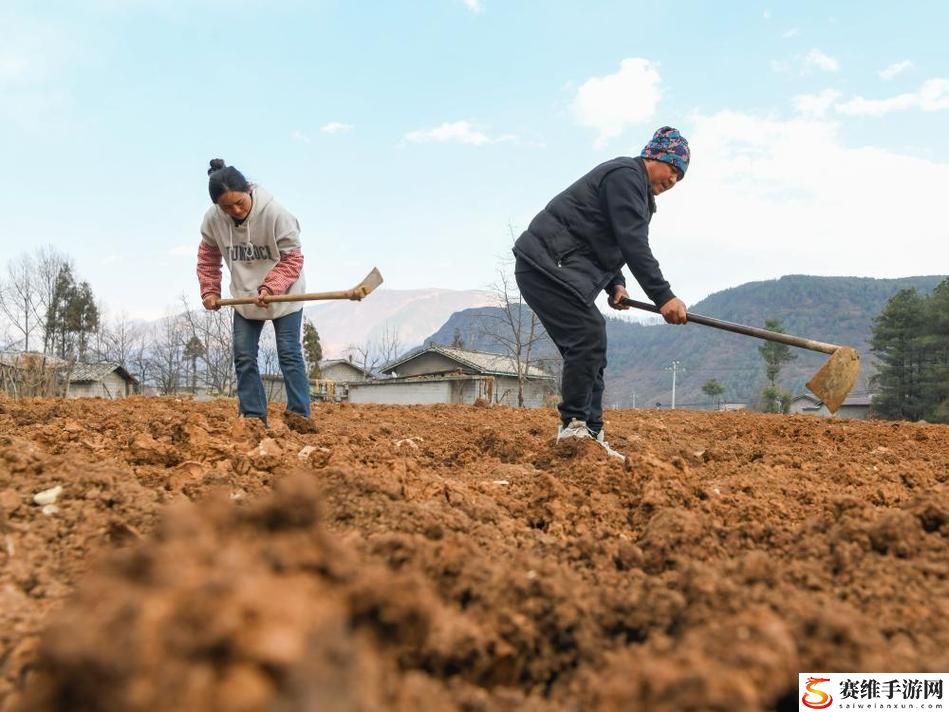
[{"x1": 426, "y1": 275, "x2": 947, "y2": 408}]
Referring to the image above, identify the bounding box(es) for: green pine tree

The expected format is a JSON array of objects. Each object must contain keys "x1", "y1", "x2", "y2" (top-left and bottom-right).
[
  {"x1": 70, "y1": 281, "x2": 99, "y2": 360},
  {"x1": 870, "y1": 288, "x2": 927, "y2": 420},
  {"x1": 302, "y1": 318, "x2": 323, "y2": 379},
  {"x1": 184, "y1": 336, "x2": 206, "y2": 393},
  {"x1": 701, "y1": 378, "x2": 725, "y2": 406},
  {"x1": 919, "y1": 279, "x2": 949, "y2": 422},
  {"x1": 46, "y1": 266, "x2": 76, "y2": 358},
  {"x1": 758, "y1": 319, "x2": 796, "y2": 413}
]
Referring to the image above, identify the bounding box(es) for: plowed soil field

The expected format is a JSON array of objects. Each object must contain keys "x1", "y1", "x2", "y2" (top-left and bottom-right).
[{"x1": 0, "y1": 396, "x2": 946, "y2": 711}]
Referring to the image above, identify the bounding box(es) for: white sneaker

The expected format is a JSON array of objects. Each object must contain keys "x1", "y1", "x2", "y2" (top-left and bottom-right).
[
  {"x1": 557, "y1": 419, "x2": 593, "y2": 442},
  {"x1": 595, "y1": 430, "x2": 626, "y2": 461}
]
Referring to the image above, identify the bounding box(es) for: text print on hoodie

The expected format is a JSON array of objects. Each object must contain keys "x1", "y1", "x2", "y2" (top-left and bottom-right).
[{"x1": 198, "y1": 185, "x2": 307, "y2": 321}]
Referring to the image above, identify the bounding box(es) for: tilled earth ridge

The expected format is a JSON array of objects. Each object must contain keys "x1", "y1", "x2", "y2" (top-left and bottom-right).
[{"x1": 0, "y1": 396, "x2": 946, "y2": 711}]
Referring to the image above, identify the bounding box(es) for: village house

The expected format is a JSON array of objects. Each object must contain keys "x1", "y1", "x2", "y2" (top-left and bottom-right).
[
  {"x1": 789, "y1": 393, "x2": 873, "y2": 419},
  {"x1": 261, "y1": 358, "x2": 376, "y2": 404},
  {"x1": 346, "y1": 344, "x2": 557, "y2": 407},
  {"x1": 67, "y1": 363, "x2": 139, "y2": 399},
  {"x1": 313, "y1": 358, "x2": 375, "y2": 401},
  {"x1": 320, "y1": 358, "x2": 374, "y2": 383},
  {"x1": 0, "y1": 352, "x2": 68, "y2": 397},
  {"x1": 1, "y1": 353, "x2": 140, "y2": 400}
]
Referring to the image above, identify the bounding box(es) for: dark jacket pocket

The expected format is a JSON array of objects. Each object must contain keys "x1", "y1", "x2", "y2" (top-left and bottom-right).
[{"x1": 544, "y1": 227, "x2": 582, "y2": 264}]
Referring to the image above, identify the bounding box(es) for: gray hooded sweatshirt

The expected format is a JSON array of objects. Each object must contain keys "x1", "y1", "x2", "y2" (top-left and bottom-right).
[{"x1": 200, "y1": 185, "x2": 306, "y2": 321}]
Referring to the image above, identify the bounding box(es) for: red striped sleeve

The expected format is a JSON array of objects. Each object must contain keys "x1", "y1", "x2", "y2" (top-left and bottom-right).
[
  {"x1": 261, "y1": 249, "x2": 304, "y2": 295},
  {"x1": 196, "y1": 241, "x2": 223, "y2": 298}
]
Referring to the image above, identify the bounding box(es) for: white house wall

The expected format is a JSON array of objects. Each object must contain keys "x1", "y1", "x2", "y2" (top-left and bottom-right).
[
  {"x1": 68, "y1": 383, "x2": 103, "y2": 399},
  {"x1": 836, "y1": 405, "x2": 870, "y2": 420},
  {"x1": 68, "y1": 373, "x2": 132, "y2": 400},
  {"x1": 494, "y1": 376, "x2": 554, "y2": 408},
  {"x1": 322, "y1": 363, "x2": 369, "y2": 382},
  {"x1": 391, "y1": 353, "x2": 460, "y2": 378},
  {"x1": 264, "y1": 380, "x2": 288, "y2": 403},
  {"x1": 455, "y1": 378, "x2": 493, "y2": 404},
  {"x1": 348, "y1": 380, "x2": 453, "y2": 405}
]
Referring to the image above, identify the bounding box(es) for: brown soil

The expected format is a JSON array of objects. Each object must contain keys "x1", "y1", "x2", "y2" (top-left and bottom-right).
[{"x1": 0, "y1": 396, "x2": 946, "y2": 711}]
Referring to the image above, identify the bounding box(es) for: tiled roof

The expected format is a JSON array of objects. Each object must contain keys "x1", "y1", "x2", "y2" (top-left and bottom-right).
[
  {"x1": 321, "y1": 359, "x2": 375, "y2": 377},
  {"x1": 0, "y1": 351, "x2": 69, "y2": 369},
  {"x1": 69, "y1": 362, "x2": 137, "y2": 384},
  {"x1": 385, "y1": 345, "x2": 553, "y2": 379}
]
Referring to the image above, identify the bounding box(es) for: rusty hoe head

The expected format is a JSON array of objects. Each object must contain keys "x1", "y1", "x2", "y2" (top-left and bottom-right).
[{"x1": 805, "y1": 347, "x2": 861, "y2": 414}]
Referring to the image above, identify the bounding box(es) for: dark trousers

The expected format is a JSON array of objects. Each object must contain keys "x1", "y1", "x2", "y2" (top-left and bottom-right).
[{"x1": 515, "y1": 259, "x2": 607, "y2": 433}]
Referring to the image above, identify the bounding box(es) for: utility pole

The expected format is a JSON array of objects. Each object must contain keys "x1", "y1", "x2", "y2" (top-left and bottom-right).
[
  {"x1": 665, "y1": 360, "x2": 681, "y2": 409},
  {"x1": 631, "y1": 391, "x2": 637, "y2": 409}
]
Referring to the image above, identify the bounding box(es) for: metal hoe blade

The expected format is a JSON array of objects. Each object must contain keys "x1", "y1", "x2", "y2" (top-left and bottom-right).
[
  {"x1": 352, "y1": 267, "x2": 384, "y2": 300},
  {"x1": 806, "y1": 347, "x2": 861, "y2": 414}
]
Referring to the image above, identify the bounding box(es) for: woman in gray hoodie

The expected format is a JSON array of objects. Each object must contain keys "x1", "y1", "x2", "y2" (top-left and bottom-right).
[{"x1": 197, "y1": 159, "x2": 311, "y2": 426}]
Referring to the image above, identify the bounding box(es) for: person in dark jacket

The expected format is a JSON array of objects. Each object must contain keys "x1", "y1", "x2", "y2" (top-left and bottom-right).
[{"x1": 512, "y1": 126, "x2": 690, "y2": 459}]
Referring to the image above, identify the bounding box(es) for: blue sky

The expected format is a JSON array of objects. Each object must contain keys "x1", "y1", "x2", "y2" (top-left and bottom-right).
[{"x1": 2, "y1": 0, "x2": 948, "y2": 321}]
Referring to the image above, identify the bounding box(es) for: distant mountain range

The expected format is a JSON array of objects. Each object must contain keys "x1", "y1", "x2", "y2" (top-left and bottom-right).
[
  {"x1": 425, "y1": 275, "x2": 948, "y2": 408},
  {"x1": 304, "y1": 288, "x2": 497, "y2": 358}
]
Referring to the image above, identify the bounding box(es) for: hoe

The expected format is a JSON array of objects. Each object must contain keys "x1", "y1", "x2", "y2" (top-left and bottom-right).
[
  {"x1": 620, "y1": 297, "x2": 861, "y2": 414},
  {"x1": 217, "y1": 267, "x2": 384, "y2": 306}
]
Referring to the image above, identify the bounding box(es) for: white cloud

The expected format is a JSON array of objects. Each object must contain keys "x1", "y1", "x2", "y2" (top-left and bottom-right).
[
  {"x1": 0, "y1": 51, "x2": 34, "y2": 84},
  {"x1": 782, "y1": 27, "x2": 800, "y2": 39},
  {"x1": 919, "y1": 79, "x2": 949, "y2": 109},
  {"x1": 321, "y1": 121, "x2": 353, "y2": 134},
  {"x1": 404, "y1": 121, "x2": 512, "y2": 146},
  {"x1": 651, "y1": 111, "x2": 949, "y2": 307},
  {"x1": 771, "y1": 49, "x2": 839, "y2": 77},
  {"x1": 835, "y1": 93, "x2": 917, "y2": 116},
  {"x1": 290, "y1": 129, "x2": 311, "y2": 144},
  {"x1": 0, "y1": 12, "x2": 77, "y2": 86},
  {"x1": 763, "y1": 9, "x2": 771, "y2": 20},
  {"x1": 835, "y1": 78, "x2": 949, "y2": 116},
  {"x1": 792, "y1": 89, "x2": 840, "y2": 117},
  {"x1": 462, "y1": 0, "x2": 483, "y2": 13},
  {"x1": 571, "y1": 58, "x2": 662, "y2": 148},
  {"x1": 0, "y1": 26, "x2": 58, "y2": 85},
  {"x1": 803, "y1": 48, "x2": 839, "y2": 72},
  {"x1": 878, "y1": 60, "x2": 913, "y2": 81},
  {"x1": 0, "y1": 14, "x2": 78, "y2": 131}
]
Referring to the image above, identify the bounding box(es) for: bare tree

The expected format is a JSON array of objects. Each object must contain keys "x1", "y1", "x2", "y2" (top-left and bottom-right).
[
  {"x1": 0, "y1": 324, "x2": 16, "y2": 351},
  {"x1": 344, "y1": 341, "x2": 380, "y2": 377},
  {"x1": 127, "y1": 330, "x2": 152, "y2": 392},
  {"x1": 377, "y1": 322, "x2": 403, "y2": 370},
  {"x1": 99, "y1": 311, "x2": 141, "y2": 369},
  {"x1": 479, "y1": 263, "x2": 551, "y2": 407},
  {"x1": 150, "y1": 313, "x2": 187, "y2": 395},
  {"x1": 179, "y1": 296, "x2": 234, "y2": 396},
  {"x1": 0, "y1": 253, "x2": 38, "y2": 352},
  {"x1": 32, "y1": 247, "x2": 73, "y2": 354},
  {"x1": 345, "y1": 322, "x2": 403, "y2": 377},
  {"x1": 0, "y1": 246, "x2": 76, "y2": 355},
  {"x1": 259, "y1": 340, "x2": 279, "y2": 375}
]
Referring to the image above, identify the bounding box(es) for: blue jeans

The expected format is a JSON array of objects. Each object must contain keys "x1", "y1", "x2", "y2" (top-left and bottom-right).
[{"x1": 233, "y1": 309, "x2": 311, "y2": 422}]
